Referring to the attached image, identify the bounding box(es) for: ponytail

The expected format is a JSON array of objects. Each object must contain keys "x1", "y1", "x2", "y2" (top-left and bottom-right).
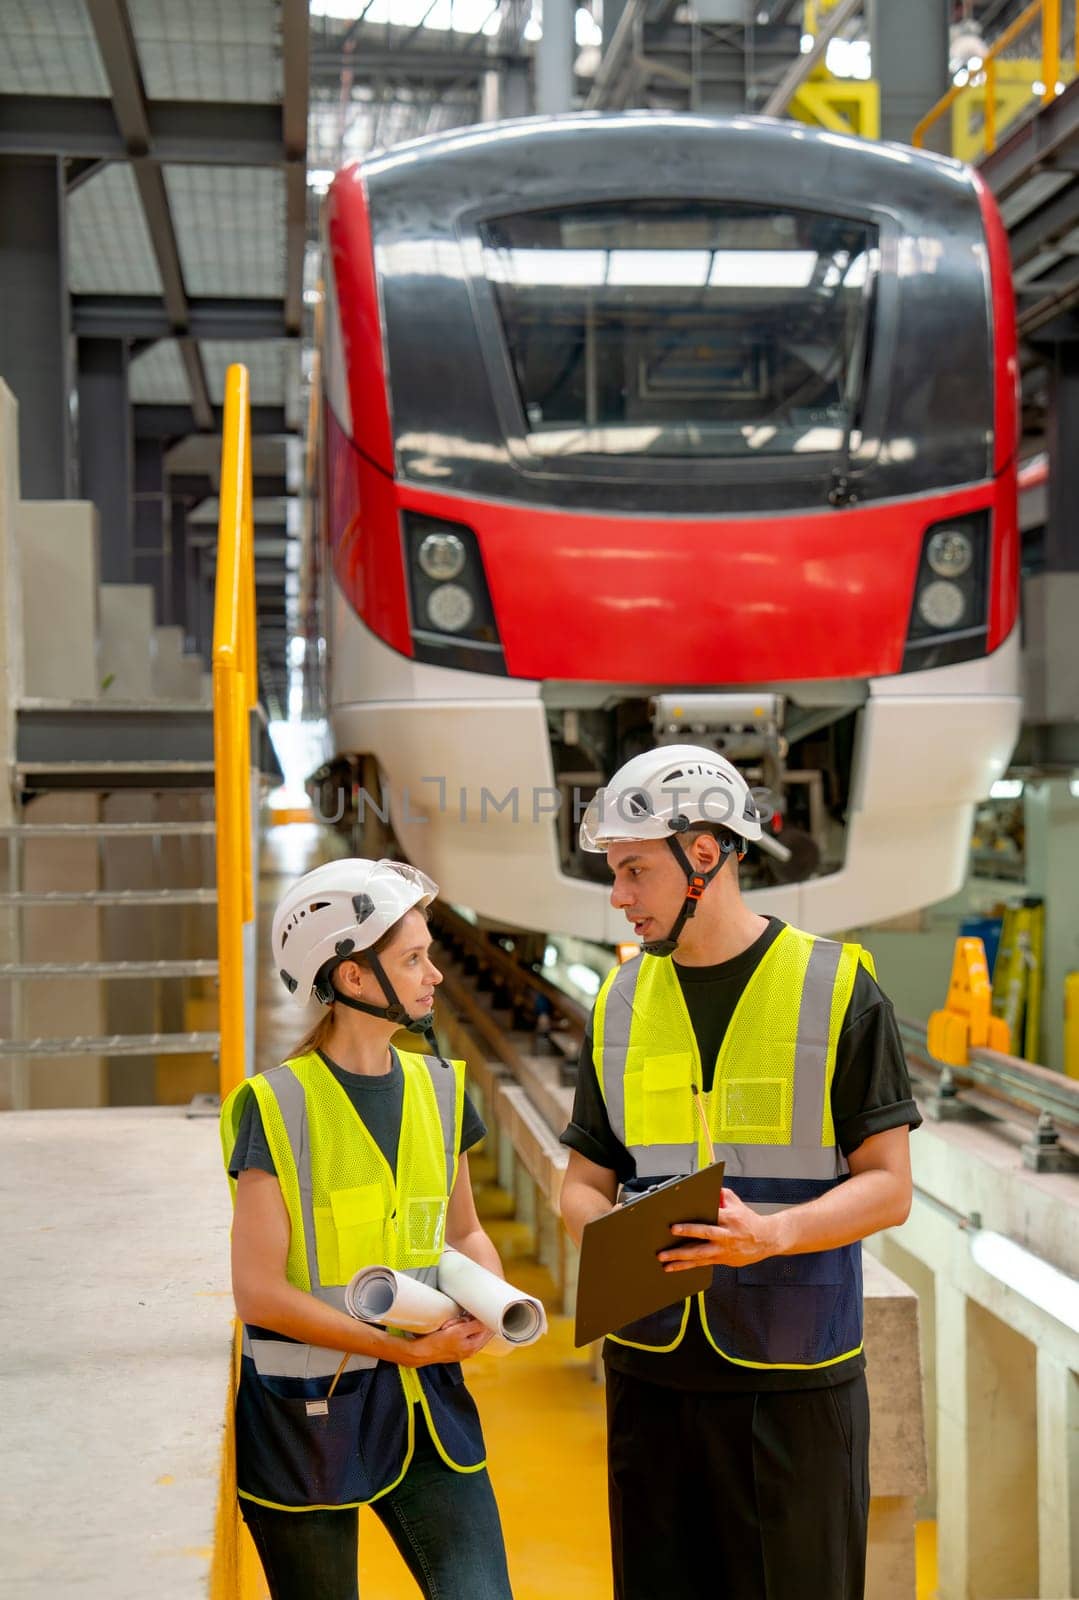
[{"x1": 289, "y1": 1007, "x2": 336, "y2": 1060}]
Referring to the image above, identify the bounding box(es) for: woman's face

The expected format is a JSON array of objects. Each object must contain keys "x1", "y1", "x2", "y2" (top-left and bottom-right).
[{"x1": 367, "y1": 907, "x2": 442, "y2": 1017}]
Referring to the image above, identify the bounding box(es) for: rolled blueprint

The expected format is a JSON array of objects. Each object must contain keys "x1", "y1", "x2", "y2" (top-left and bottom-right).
[
  {"x1": 344, "y1": 1266, "x2": 458, "y2": 1332},
  {"x1": 344, "y1": 1254, "x2": 547, "y2": 1349},
  {"x1": 436, "y1": 1247, "x2": 547, "y2": 1348}
]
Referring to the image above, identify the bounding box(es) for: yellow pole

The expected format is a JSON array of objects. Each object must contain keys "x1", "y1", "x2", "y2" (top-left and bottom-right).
[
  {"x1": 1042, "y1": 0, "x2": 1060, "y2": 102},
  {"x1": 213, "y1": 364, "x2": 252, "y2": 1100},
  {"x1": 984, "y1": 57, "x2": 997, "y2": 153},
  {"x1": 1065, "y1": 972, "x2": 1079, "y2": 1078}
]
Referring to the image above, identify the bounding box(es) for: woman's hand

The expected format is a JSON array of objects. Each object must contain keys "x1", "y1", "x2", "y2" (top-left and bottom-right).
[{"x1": 400, "y1": 1315, "x2": 492, "y2": 1367}]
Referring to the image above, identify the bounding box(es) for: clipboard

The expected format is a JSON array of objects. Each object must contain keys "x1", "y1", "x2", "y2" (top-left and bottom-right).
[{"x1": 573, "y1": 1161, "x2": 726, "y2": 1348}]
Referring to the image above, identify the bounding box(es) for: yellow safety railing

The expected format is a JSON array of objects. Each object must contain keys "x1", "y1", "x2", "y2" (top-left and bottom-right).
[
  {"x1": 913, "y1": 0, "x2": 1068, "y2": 160},
  {"x1": 212, "y1": 365, "x2": 257, "y2": 1100}
]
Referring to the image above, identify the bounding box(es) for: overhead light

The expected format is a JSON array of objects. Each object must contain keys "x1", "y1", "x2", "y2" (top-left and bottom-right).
[
  {"x1": 969, "y1": 1228, "x2": 1079, "y2": 1336},
  {"x1": 990, "y1": 778, "x2": 1023, "y2": 800},
  {"x1": 607, "y1": 249, "x2": 711, "y2": 286},
  {"x1": 710, "y1": 250, "x2": 817, "y2": 288},
  {"x1": 1069, "y1": 775, "x2": 1079, "y2": 800}
]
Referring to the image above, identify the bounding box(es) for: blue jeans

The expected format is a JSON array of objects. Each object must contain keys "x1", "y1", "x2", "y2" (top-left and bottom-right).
[{"x1": 241, "y1": 1414, "x2": 513, "y2": 1600}]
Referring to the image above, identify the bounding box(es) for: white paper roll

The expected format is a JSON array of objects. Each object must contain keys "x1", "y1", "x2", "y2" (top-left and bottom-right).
[
  {"x1": 344, "y1": 1266, "x2": 458, "y2": 1333},
  {"x1": 436, "y1": 1248, "x2": 548, "y2": 1347}
]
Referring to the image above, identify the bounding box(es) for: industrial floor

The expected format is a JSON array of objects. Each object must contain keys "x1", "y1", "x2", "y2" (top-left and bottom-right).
[{"x1": 256, "y1": 823, "x2": 942, "y2": 1599}]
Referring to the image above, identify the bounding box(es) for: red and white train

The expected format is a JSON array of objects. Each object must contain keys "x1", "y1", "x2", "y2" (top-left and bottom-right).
[{"x1": 314, "y1": 113, "x2": 1022, "y2": 942}]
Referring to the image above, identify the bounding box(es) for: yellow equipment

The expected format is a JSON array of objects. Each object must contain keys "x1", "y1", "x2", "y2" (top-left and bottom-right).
[
  {"x1": 1065, "y1": 972, "x2": 1079, "y2": 1080},
  {"x1": 991, "y1": 898, "x2": 1045, "y2": 1063},
  {"x1": 928, "y1": 937, "x2": 1011, "y2": 1066},
  {"x1": 792, "y1": 0, "x2": 881, "y2": 140}
]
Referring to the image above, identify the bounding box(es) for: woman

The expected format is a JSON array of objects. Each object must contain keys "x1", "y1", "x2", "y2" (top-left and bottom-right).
[{"x1": 220, "y1": 857, "x2": 514, "y2": 1600}]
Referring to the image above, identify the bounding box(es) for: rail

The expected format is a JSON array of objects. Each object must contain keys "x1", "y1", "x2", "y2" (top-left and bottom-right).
[
  {"x1": 898, "y1": 1015, "x2": 1079, "y2": 1172},
  {"x1": 211, "y1": 365, "x2": 257, "y2": 1100},
  {"x1": 913, "y1": 0, "x2": 1071, "y2": 160}
]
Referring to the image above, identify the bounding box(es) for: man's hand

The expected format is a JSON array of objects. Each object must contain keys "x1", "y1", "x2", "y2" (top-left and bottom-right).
[{"x1": 657, "y1": 1188, "x2": 780, "y2": 1272}]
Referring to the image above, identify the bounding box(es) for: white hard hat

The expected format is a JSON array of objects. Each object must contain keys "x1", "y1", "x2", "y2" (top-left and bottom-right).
[
  {"x1": 579, "y1": 744, "x2": 763, "y2": 853},
  {"x1": 272, "y1": 858, "x2": 438, "y2": 1007}
]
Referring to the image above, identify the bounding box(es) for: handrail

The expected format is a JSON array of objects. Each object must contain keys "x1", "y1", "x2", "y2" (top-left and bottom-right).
[
  {"x1": 212, "y1": 365, "x2": 257, "y2": 1100},
  {"x1": 912, "y1": 0, "x2": 1061, "y2": 156}
]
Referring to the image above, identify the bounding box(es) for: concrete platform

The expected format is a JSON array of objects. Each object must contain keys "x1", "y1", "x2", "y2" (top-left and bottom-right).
[{"x1": 0, "y1": 1107, "x2": 233, "y2": 1599}]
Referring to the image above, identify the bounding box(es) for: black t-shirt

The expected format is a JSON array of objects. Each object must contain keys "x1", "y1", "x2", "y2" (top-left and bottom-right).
[
  {"x1": 559, "y1": 917, "x2": 921, "y2": 1392},
  {"x1": 229, "y1": 1047, "x2": 487, "y2": 1180}
]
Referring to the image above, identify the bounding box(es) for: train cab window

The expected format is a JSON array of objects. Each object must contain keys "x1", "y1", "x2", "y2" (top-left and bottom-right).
[{"x1": 479, "y1": 201, "x2": 877, "y2": 462}]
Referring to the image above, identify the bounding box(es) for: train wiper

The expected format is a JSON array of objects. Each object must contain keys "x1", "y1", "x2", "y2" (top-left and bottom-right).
[{"x1": 828, "y1": 256, "x2": 880, "y2": 509}]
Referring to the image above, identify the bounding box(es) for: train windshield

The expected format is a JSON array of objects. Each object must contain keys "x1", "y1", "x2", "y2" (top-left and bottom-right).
[{"x1": 479, "y1": 201, "x2": 878, "y2": 461}]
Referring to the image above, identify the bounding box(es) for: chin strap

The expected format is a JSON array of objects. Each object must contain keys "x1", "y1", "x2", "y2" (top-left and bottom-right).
[
  {"x1": 325, "y1": 950, "x2": 434, "y2": 1036},
  {"x1": 641, "y1": 834, "x2": 740, "y2": 958}
]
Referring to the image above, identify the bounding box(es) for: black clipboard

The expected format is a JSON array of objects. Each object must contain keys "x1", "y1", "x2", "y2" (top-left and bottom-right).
[{"x1": 573, "y1": 1161, "x2": 726, "y2": 1347}]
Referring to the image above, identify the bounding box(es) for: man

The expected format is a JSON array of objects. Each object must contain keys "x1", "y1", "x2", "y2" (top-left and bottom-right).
[{"x1": 560, "y1": 744, "x2": 920, "y2": 1600}]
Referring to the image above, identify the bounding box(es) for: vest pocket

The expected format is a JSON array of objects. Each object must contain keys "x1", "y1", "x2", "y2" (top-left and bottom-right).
[
  {"x1": 404, "y1": 1196, "x2": 447, "y2": 1261},
  {"x1": 702, "y1": 1246, "x2": 857, "y2": 1366},
  {"x1": 323, "y1": 1183, "x2": 387, "y2": 1283},
  {"x1": 236, "y1": 1357, "x2": 409, "y2": 1507},
  {"x1": 638, "y1": 1052, "x2": 696, "y2": 1145}
]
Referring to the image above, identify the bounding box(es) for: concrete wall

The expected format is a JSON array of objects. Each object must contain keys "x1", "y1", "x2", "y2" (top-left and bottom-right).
[
  {"x1": 18, "y1": 499, "x2": 100, "y2": 700},
  {"x1": 0, "y1": 382, "x2": 22, "y2": 826},
  {"x1": 99, "y1": 584, "x2": 155, "y2": 700},
  {"x1": 869, "y1": 1103, "x2": 1079, "y2": 1599}
]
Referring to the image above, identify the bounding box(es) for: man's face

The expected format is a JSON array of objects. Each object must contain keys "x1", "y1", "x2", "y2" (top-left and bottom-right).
[{"x1": 606, "y1": 838, "x2": 693, "y2": 943}]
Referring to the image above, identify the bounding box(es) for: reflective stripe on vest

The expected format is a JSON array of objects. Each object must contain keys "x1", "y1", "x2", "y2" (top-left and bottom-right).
[{"x1": 592, "y1": 925, "x2": 869, "y2": 1368}]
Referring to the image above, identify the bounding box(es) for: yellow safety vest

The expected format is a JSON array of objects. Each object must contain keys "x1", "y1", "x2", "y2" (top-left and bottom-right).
[
  {"x1": 594, "y1": 925, "x2": 874, "y2": 1369},
  {"x1": 221, "y1": 1048, "x2": 486, "y2": 1508}
]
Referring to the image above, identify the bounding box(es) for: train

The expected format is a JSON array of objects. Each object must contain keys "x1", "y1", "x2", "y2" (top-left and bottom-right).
[{"x1": 310, "y1": 112, "x2": 1022, "y2": 943}]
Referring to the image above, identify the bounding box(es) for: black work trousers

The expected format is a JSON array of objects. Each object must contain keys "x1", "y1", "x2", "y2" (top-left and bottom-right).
[{"x1": 606, "y1": 1368, "x2": 870, "y2": 1600}]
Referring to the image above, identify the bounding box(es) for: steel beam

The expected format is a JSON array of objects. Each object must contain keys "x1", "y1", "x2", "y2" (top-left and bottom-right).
[
  {"x1": 71, "y1": 293, "x2": 291, "y2": 340},
  {"x1": 1009, "y1": 180, "x2": 1079, "y2": 272},
  {"x1": 77, "y1": 336, "x2": 133, "y2": 582},
  {"x1": 0, "y1": 156, "x2": 71, "y2": 498},
  {"x1": 981, "y1": 77, "x2": 1079, "y2": 202},
  {"x1": 84, "y1": 0, "x2": 213, "y2": 430},
  {"x1": 0, "y1": 96, "x2": 285, "y2": 166},
  {"x1": 311, "y1": 44, "x2": 515, "y2": 80},
  {"x1": 169, "y1": 472, "x2": 288, "y2": 503},
  {"x1": 133, "y1": 404, "x2": 290, "y2": 440},
  {"x1": 282, "y1": 0, "x2": 309, "y2": 335}
]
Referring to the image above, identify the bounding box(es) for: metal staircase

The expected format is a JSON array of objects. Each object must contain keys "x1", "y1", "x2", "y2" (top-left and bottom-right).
[{"x1": 0, "y1": 798, "x2": 223, "y2": 1107}]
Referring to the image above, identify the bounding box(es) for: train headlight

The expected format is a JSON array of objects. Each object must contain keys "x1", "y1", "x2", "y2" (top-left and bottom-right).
[
  {"x1": 926, "y1": 527, "x2": 973, "y2": 578},
  {"x1": 418, "y1": 532, "x2": 466, "y2": 581},
  {"x1": 902, "y1": 510, "x2": 990, "y2": 671},
  {"x1": 404, "y1": 510, "x2": 505, "y2": 674},
  {"x1": 426, "y1": 583, "x2": 474, "y2": 633},
  {"x1": 916, "y1": 578, "x2": 965, "y2": 630}
]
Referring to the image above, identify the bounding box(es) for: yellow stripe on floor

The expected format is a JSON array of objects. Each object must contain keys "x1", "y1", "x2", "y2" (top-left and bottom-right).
[
  {"x1": 916, "y1": 1519, "x2": 938, "y2": 1600},
  {"x1": 358, "y1": 1316, "x2": 610, "y2": 1599}
]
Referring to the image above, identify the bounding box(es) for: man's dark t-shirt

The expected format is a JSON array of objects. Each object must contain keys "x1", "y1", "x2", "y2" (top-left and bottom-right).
[{"x1": 559, "y1": 917, "x2": 921, "y2": 1392}]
